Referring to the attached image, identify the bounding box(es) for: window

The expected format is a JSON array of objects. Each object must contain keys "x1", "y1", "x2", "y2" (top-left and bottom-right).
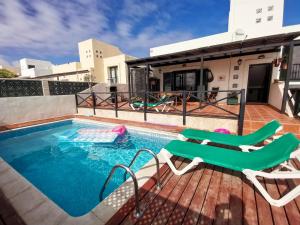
[
  {"x1": 96, "y1": 50, "x2": 98, "y2": 53},
  {"x1": 96, "y1": 55, "x2": 98, "y2": 58},
  {"x1": 108, "y1": 66, "x2": 118, "y2": 84},
  {"x1": 234, "y1": 66, "x2": 239, "y2": 71},
  {"x1": 256, "y1": 18, "x2": 262, "y2": 23},
  {"x1": 268, "y1": 5, "x2": 274, "y2": 11},
  {"x1": 267, "y1": 15, "x2": 273, "y2": 21},
  {"x1": 233, "y1": 74, "x2": 239, "y2": 80},
  {"x1": 256, "y1": 8, "x2": 262, "y2": 14},
  {"x1": 232, "y1": 83, "x2": 238, "y2": 88},
  {"x1": 28, "y1": 65, "x2": 35, "y2": 69}
]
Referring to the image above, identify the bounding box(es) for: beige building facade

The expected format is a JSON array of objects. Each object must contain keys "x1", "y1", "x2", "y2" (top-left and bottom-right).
[{"x1": 20, "y1": 39, "x2": 136, "y2": 88}]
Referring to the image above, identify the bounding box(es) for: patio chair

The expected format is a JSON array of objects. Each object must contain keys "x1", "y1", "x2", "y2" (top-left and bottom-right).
[
  {"x1": 178, "y1": 120, "x2": 282, "y2": 152},
  {"x1": 160, "y1": 133, "x2": 300, "y2": 207},
  {"x1": 130, "y1": 95, "x2": 173, "y2": 112},
  {"x1": 207, "y1": 87, "x2": 219, "y2": 102}
]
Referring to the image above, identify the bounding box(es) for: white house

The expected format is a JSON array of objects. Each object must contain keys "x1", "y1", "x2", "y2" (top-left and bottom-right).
[
  {"x1": 127, "y1": 0, "x2": 300, "y2": 116},
  {"x1": 19, "y1": 58, "x2": 53, "y2": 78}
]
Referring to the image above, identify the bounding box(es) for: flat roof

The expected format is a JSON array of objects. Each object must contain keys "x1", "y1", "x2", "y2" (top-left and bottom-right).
[
  {"x1": 127, "y1": 32, "x2": 300, "y2": 67},
  {"x1": 29, "y1": 69, "x2": 89, "y2": 79}
]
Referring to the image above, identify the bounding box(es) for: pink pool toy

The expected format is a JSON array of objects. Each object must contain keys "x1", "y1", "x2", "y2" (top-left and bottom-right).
[
  {"x1": 75, "y1": 125, "x2": 127, "y2": 143},
  {"x1": 214, "y1": 128, "x2": 231, "y2": 134},
  {"x1": 112, "y1": 125, "x2": 127, "y2": 136},
  {"x1": 78, "y1": 125, "x2": 127, "y2": 135}
]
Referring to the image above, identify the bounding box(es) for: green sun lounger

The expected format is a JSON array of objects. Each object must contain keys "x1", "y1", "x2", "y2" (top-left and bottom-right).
[
  {"x1": 178, "y1": 120, "x2": 282, "y2": 151},
  {"x1": 160, "y1": 133, "x2": 300, "y2": 207},
  {"x1": 130, "y1": 95, "x2": 173, "y2": 112}
]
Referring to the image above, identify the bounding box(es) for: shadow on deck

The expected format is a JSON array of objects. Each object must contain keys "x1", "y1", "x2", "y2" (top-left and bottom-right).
[{"x1": 106, "y1": 157, "x2": 300, "y2": 225}]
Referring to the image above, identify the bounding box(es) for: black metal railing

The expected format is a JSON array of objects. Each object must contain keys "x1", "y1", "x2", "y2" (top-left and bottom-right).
[
  {"x1": 291, "y1": 64, "x2": 300, "y2": 81},
  {"x1": 0, "y1": 79, "x2": 43, "y2": 97},
  {"x1": 48, "y1": 81, "x2": 95, "y2": 95},
  {"x1": 76, "y1": 89, "x2": 246, "y2": 135}
]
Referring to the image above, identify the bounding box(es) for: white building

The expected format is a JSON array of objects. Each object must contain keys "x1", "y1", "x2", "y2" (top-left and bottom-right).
[
  {"x1": 20, "y1": 58, "x2": 53, "y2": 78},
  {"x1": 127, "y1": 0, "x2": 300, "y2": 116},
  {"x1": 150, "y1": 0, "x2": 299, "y2": 56},
  {"x1": 19, "y1": 39, "x2": 136, "y2": 91}
]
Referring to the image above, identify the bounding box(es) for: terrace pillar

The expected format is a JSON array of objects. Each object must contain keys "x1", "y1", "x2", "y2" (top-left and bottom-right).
[
  {"x1": 42, "y1": 80, "x2": 50, "y2": 96},
  {"x1": 146, "y1": 64, "x2": 150, "y2": 92},
  {"x1": 127, "y1": 65, "x2": 131, "y2": 100},
  {"x1": 200, "y1": 56, "x2": 204, "y2": 101},
  {"x1": 281, "y1": 41, "x2": 294, "y2": 113}
]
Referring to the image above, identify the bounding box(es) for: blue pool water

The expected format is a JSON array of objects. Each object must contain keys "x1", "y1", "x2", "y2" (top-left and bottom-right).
[{"x1": 0, "y1": 120, "x2": 172, "y2": 216}]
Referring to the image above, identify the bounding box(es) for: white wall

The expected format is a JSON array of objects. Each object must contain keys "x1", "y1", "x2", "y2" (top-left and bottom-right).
[
  {"x1": 0, "y1": 95, "x2": 76, "y2": 126},
  {"x1": 20, "y1": 58, "x2": 53, "y2": 78},
  {"x1": 229, "y1": 0, "x2": 284, "y2": 34},
  {"x1": 149, "y1": 0, "x2": 300, "y2": 57},
  {"x1": 77, "y1": 108, "x2": 238, "y2": 132},
  {"x1": 155, "y1": 52, "x2": 279, "y2": 101}
]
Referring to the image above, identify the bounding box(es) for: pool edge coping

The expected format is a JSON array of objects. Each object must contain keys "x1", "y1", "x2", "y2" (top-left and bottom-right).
[{"x1": 0, "y1": 118, "x2": 176, "y2": 225}]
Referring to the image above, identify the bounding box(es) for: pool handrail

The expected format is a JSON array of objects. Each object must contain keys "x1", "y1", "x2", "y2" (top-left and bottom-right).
[
  {"x1": 124, "y1": 148, "x2": 161, "y2": 189},
  {"x1": 99, "y1": 164, "x2": 142, "y2": 218}
]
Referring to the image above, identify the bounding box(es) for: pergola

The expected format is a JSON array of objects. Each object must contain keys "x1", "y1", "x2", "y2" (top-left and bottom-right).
[{"x1": 126, "y1": 32, "x2": 300, "y2": 113}]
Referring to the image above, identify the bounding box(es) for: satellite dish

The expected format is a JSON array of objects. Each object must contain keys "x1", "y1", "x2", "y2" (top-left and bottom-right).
[
  {"x1": 233, "y1": 29, "x2": 247, "y2": 41},
  {"x1": 235, "y1": 29, "x2": 245, "y2": 36}
]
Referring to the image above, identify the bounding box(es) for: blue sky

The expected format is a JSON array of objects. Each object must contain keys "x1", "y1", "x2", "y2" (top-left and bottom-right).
[{"x1": 0, "y1": 0, "x2": 299, "y2": 66}]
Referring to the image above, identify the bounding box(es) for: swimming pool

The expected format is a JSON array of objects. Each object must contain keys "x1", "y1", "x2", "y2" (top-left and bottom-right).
[{"x1": 0, "y1": 120, "x2": 173, "y2": 217}]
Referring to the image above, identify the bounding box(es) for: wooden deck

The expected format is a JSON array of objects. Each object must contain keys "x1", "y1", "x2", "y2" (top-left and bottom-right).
[{"x1": 106, "y1": 157, "x2": 300, "y2": 225}]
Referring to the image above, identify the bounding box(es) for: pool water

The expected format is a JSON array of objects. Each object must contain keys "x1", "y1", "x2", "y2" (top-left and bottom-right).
[{"x1": 0, "y1": 120, "x2": 172, "y2": 216}]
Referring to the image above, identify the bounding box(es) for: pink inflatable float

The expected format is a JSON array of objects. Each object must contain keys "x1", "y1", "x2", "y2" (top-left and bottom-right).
[
  {"x1": 75, "y1": 125, "x2": 127, "y2": 143},
  {"x1": 214, "y1": 128, "x2": 231, "y2": 134},
  {"x1": 78, "y1": 125, "x2": 126, "y2": 135}
]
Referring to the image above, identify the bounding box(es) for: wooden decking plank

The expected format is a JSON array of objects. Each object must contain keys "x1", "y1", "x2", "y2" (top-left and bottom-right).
[
  {"x1": 197, "y1": 167, "x2": 223, "y2": 225},
  {"x1": 165, "y1": 165, "x2": 205, "y2": 225},
  {"x1": 228, "y1": 171, "x2": 243, "y2": 225},
  {"x1": 106, "y1": 156, "x2": 180, "y2": 225},
  {"x1": 265, "y1": 179, "x2": 289, "y2": 225},
  {"x1": 213, "y1": 168, "x2": 233, "y2": 225},
  {"x1": 276, "y1": 179, "x2": 300, "y2": 225},
  {"x1": 118, "y1": 157, "x2": 184, "y2": 225},
  {"x1": 242, "y1": 178, "x2": 258, "y2": 225},
  {"x1": 150, "y1": 161, "x2": 195, "y2": 225},
  {"x1": 129, "y1": 159, "x2": 189, "y2": 225},
  {"x1": 254, "y1": 178, "x2": 274, "y2": 225},
  {"x1": 288, "y1": 159, "x2": 300, "y2": 211},
  {"x1": 181, "y1": 165, "x2": 214, "y2": 225}
]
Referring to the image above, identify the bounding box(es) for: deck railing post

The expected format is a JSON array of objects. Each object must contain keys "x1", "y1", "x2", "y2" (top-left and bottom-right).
[
  {"x1": 115, "y1": 91, "x2": 118, "y2": 118},
  {"x1": 92, "y1": 92, "x2": 96, "y2": 116},
  {"x1": 238, "y1": 89, "x2": 246, "y2": 135},
  {"x1": 75, "y1": 94, "x2": 79, "y2": 114},
  {"x1": 182, "y1": 90, "x2": 187, "y2": 126},
  {"x1": 144, "y1": 91, "x2": 147, "y2": 121}
]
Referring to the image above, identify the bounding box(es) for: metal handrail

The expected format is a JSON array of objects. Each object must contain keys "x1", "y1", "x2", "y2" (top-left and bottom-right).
[
  {"x1": 124, "y1": 148, "x2": 161, "y2": 189},
  {"x1": 99, "y1": 164, "x2": 142, "y2": 218}
]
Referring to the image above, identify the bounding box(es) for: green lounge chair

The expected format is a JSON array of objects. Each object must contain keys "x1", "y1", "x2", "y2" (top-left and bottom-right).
[
  {"x1": 161, "y1": 133, "x2": 300, "y2": 207},
  {"x1": 178, "y1": 120, "x2": 282, "y2": 152},
  {"x1": 130, "y1": 95, "x2": 173, "y2": 112}
]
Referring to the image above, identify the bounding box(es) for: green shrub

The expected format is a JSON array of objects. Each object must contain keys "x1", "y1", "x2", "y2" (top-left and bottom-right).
[{"x1": 0, "y1": 69, "x2": 17, "y2": 78}]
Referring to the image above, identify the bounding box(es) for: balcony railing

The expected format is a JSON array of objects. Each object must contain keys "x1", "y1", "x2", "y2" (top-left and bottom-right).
[
  {"x1": 75, "y1": 89, "x2": 246, "y2": 135},
  {"x1": 291, "y1": 64, "x2": 300, "y2": 81}
]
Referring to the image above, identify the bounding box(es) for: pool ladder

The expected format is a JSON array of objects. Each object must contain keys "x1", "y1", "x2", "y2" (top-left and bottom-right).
[{"x1": 99, "y1": 148, "x2": 161, "y2": 218}]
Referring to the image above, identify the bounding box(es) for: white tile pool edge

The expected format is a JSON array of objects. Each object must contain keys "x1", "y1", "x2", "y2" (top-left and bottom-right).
[{"x1": 0, "y1": 119, "x2": 177, "y2": 225}]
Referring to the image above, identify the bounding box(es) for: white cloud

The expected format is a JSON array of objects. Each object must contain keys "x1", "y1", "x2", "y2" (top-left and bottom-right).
[
  {"x1": 0, "y1": 0, "x2": 107, "y2": 55},
  {"x1": 0, "y1": 0, "x2": 194, "y2": 62}
]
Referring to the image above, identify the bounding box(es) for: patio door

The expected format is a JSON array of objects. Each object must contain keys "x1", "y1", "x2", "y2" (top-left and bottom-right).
[{"x1": 246, "y1": 63, "x2": 272, "y2": 103}]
